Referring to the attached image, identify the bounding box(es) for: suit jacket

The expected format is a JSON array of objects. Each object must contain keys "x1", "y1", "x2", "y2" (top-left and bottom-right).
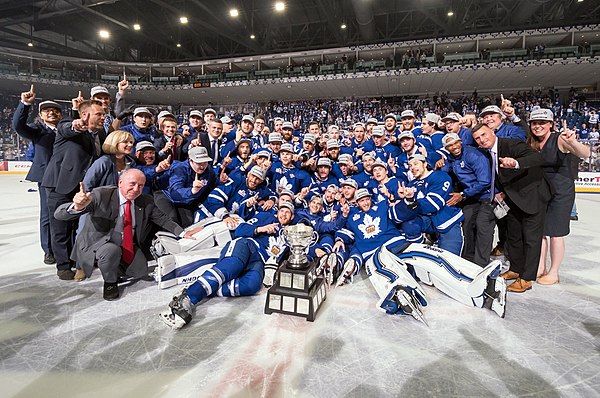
[
  {"x1": 11, "y1": 102, "x2": 55, "y2": 183},
  {"x1": 41, "y1": 120, "x2": 106, "y2": 195},
  {"x1": 199, "y1": 132, "x2": 222, "y2": 164},
  {"x1": 54, "y1": 186, "x2": 184, "y2": 276},
  {"x1": 496, "y1": 138, "x2": 551, "y2": 215}
]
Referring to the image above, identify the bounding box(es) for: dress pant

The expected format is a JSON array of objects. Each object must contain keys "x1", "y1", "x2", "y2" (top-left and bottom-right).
[
  {"x1": 46, "y1": 187, "x2": 78, "y2": 271},
  {"x1": 96, "y1": 242, "x2": 148, "y2": 283},
  {"x1": 473, "y1": 201, "x2": 496, "y2": 267},
  {"x1": 154, "y1": 190, "x2": 197, "y2": 228},
  {"x1": 459, "y1": 200, "x2": 481, "y2": 262},
  {"x1": 504, "y1": 196, "x2": 546, "y2": 282},
  {"x1": 38, "y1": 182, "x2": 52, "y2": 256}
]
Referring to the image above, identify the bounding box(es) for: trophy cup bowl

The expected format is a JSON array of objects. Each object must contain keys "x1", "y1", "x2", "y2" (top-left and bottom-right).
[{"x1": 281, "y1": 223, "x2": 318, "y2": 269}]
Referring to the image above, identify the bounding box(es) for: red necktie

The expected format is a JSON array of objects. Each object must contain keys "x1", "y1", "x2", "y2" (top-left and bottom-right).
[
  {"x1": 121, "y1": 200, "x2": 135, "y2": 264},
  {"x1": 171, "y1": 137, "x2": 178, "y2": 161}
]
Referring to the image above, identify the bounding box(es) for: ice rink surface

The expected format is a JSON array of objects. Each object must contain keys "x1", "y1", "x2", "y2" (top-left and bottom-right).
[{"x1": 1, "y1": 174, "x2": 599, "y2": 398}]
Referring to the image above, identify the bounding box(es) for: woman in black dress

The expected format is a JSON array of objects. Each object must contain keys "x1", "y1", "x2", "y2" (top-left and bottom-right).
[{"x1": 527, "y1": 109, "x2": 590, "y2": 285}]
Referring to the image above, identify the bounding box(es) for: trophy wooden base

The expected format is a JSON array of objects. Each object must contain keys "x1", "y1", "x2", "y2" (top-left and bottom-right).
[{"x1": 264, "y1": 259, "x2": 327, "y2": 322}]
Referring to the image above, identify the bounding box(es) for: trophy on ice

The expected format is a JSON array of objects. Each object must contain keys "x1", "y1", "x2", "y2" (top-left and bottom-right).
[{"x1": 264, "y1": 223, "x2": 327, "y2": 321}]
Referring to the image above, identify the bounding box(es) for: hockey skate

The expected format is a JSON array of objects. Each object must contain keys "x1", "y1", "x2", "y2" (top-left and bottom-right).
[
  {"x1": 159, "y1": 289, "x2": 193, "y2": 329},
  {"x1": 378, "y1": 284, "x2": 428, "y2": 326},
  {"x1": 316, "y1": 253, "x2": 339, "y2": 286},
  {"x1": 334, "y1": 258, "x2": 357, "y2": 287}
]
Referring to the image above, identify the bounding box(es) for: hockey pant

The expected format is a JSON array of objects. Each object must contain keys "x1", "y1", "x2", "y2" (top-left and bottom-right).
[{"x1": 420, "y1": 216, "x2": 464, "y2": 256}]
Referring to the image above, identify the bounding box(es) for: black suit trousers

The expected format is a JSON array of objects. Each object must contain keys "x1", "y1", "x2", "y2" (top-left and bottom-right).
[{"x1": 504, "y1": 196, "x2": 546, "y2": 281}]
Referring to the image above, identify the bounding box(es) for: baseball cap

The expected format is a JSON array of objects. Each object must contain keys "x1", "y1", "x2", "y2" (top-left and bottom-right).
[
  {"x1": 353, "y1": 122, "x2": 365, "y2": 129},
  {"x1": 204, "y1": 108, "x2": 217, "y2": 116},
  {"x1": 355, "y1": 188, "x2": 372, "y2": 201},
  {"x1": 372, "y1": 159, "x2": 388, "y2": 170},
  {"x1": 157, "y1": 110, "x2": 175, "y2": 119},
  {"x1": 303, "y1": 133, "x2": 316, "y2": 144},
  {"x1": 400, "y1": 110, "x2": 415, "y2": 119},
  {"x1": 338, "y1": 154, "x2": 353, "y2": 165},
  {"x1": 255, "y1": 150, "x2": 271, "y2": 158},
  {"x1": 366, "y1": 118, "x2": 379, "y2": 125},
  {"x1": 269, "y1": 132, "x2": 283, "y2": 143},
  {"x1": 441, "y1": 112, "x2": 461, "y2": 122},
  {"x1": 442, "y1": 133, "x2": 462, "y2": 147},
  {"x1": 221, "y1": 115, "x2": 233, "y2": 124},
  {"x1": 249, "y1": 166, "x2": 266, "y2": 180},
  {"x1": 133, "y1": 107, "x2": 152, "y2": 117},
  {"x1": 423, "y1": 113, "x2": 441, "y2": 124},
  {"x1": 371, "y1": 126, "x2": 385, "y2": 137},
  {"x1": 528, "y1": 108, "x2": 554, "y2": 123},
  {"x1": 188, "y1": 146, "x2": 212, "y2": 163},
  {"x1": 384, "y1": 113, "x2": 397, "y2": 121},
  {"x1": 189, "y1": 110, "x2": 202, "y2": 118},
  {"x1": 480, "y1": 105, "x2": 502, "y2": 117},
  {"x1": 398, "y1": 131, "x2": 415, "y2": 140},
  {"x1": 242, "y1": 115, "x2": 255, "y2": 124},
  {"x1": 280, "y1": 143, "x2": 295, "y2": 153},
  {"x1": 90, "y1": 86, "x2": 110, "y2": 98},
  {"x1": 340, "y1": 178, "x2": 358, "y2": 189},
  {"x1": 408, "y1": 153, "x2": 427, "y2": 163},
  {"x1": 317, "y1": 157, "x2": 332, "y2": 167},
  {"x1": 282, "y1": 121, "x2": 294, "y2": 130},
  {"x1": 237, "y1": 138, "x2": 253, "y2": 147},
  {"x1": 362, "y1": 151, "x2": 376, "y2": 160},
  {"x1": 135, "y1": 141, "x2": 155, "y2": 152},
  {"x1": 326, "y1": 139, "x2": 340, "y2": 149},
  {"x1": 279, "y1": 202, "x2": 295, "y2": 212},
  {"x1": 38, "y1": 100, "x2": 61, "y2": 112}
]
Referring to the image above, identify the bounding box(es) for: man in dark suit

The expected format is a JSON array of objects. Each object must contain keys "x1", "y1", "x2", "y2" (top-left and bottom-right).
[
  {"x1": 42, "y1": 99, "x2": 106, "y2": 280},
  {"x1": 54, "y1": 169, "x2": 202, "y2": 300},
  {"x1": 12, "y1": 84, "x2": 61, "y2": 265},
  {"x1": 472, "y1": 123, "x2": 551, "y2": 293},
  {"x1": 185, "y1": 119, "x2": 224, "y2": 166}
]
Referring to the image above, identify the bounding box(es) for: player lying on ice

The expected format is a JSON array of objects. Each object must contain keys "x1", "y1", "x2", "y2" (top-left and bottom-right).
[
  {"x1": 322, "y1": 187, "x2": 506, "y2": 325},
  {"x1": 159, "y1": 201, "x2": 303, "y2": 329}
]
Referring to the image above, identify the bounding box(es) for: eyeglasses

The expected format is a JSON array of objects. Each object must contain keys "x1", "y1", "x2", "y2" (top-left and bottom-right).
[{"x1": 42, "y1": 109, "x2": 61, "y2": 114}]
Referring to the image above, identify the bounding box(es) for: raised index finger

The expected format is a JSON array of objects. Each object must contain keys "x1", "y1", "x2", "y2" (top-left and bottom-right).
[
  {"x1": 30, "y1": 84, "x2": 35, "y2": 93},
  {"x1": 500, "y1": 94, "x2": 505, "y2": 103},
  {"x1": 79, "y1": 181, "x2": 86, "y2": 192}
]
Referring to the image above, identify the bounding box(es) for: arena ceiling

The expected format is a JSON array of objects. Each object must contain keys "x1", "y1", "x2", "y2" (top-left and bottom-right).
[{"x1": 0, "y1": 0, "x2": 599, "y2": 62}]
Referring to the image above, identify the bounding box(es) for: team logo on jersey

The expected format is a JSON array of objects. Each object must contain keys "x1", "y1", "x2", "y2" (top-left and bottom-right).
[
  {"x1": 267, "y1": 235, "x2": 286, "y2": 257},
  {"x1": 276, "y1": 176, "x2": 293, "y2": 193},
  {"x1": 352, "y1": 214, "x2": 360, "y2": 221},
  {"x1": 358, "y1": 214, "x2": 381, "y2": 239},
  {"x1": 238, "y1": 189, "x2": 247, "y2": 197},
  {"x1": 416, "y1": 191, "x2": 425, "y2": 199}
]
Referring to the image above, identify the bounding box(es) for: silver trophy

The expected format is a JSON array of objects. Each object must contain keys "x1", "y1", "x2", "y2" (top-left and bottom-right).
[{"x1": 281, "y1": 224, "x2": 318, "y2": 268}]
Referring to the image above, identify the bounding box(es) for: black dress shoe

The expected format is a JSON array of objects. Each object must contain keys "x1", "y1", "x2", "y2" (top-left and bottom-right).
[
  {"x1": 57, "y1": 269, "x2": 75, "y2": 280},
  {"x1": 103, "y1": 282, "x2": 120, "y2": 301},
  {"x1": 44, "y1": 253, "x2": 56, "y2": 265}
]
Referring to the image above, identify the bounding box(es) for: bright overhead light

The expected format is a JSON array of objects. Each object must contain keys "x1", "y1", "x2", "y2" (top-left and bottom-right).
[
  {"x1": 133, "y1": 23, "x2": 141, "y2": 31},
  {"x1": 27, "y1": 42, "x2": 33, "y2": 47},
  {"x1": 250, "y1": 34, "x2": 256, "y2": 39},
  {"x1": 447, "y1": 11, "x2": 454, "y2": 16},
  {"x1": 341, "y1": 24, "x2": 347, "y2": 29},
  {"x1": 98, "y1": 30, "x2": 110, "y2": 39},
  {"x1": 176, "y1": 43, "x2": 181, "y2": 48},
  {"x1": 275, "y1": 2, "x2": 285, "y2": 12},
  {"x1": 180, "y1": 16, "x2": 188, "y2": 24},
  {"x1": 230, "y1": 8, "x2": 239, "y2": 17}
]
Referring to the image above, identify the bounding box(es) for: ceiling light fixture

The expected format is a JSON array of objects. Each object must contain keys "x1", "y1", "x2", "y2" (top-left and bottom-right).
[
  {"x1": 250, "y1": 34, "x2": 256, "y2": 39},
  {"x1": 230, "y1": 9, "x2": 239, "y2": 17},
  {"x1": 180, "y1": 16, "x2": 188, "y2": 24},
  {"x1": 447, "y1": 11, "x2": 454, "y2": 16},
  {"x1": 176, "y1": 43, "x2": 182, "y2": 48},
  {"x1": 133, "y1": 23, "x2": 141, "y2": 31},
  {"x1": 275, "y1": 2, "x2": 285, "y2": 12},
  {"x1": 27, "y1": 42, "x2": 33, "y2": 47},
  {"x1": 98, "y1": 30, "x2": 110, "y2": 39},
  {"x1": 341, "y1": 23, "x2": 347, "y2": 29}
]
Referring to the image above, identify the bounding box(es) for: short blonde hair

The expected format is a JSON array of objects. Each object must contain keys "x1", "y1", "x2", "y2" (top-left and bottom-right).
[{"x1": 102, "y1": 130, "x2": 134, "y2": 155}]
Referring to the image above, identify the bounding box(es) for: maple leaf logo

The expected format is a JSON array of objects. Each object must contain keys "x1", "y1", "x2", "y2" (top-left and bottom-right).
[
  {"x1": 357, "y1": 214, "x2": 381, "y2": 239},
  {"x1": 276, "y1": 175, "x2": 293, "y2": 193}
]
